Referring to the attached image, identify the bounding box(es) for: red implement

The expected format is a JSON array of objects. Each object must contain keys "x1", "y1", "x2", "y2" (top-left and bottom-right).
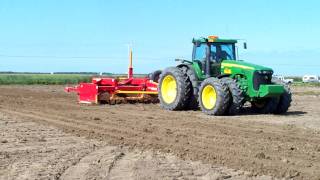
[{"x1": 65, "y1": 48, "x2": 159, "y2": 104}]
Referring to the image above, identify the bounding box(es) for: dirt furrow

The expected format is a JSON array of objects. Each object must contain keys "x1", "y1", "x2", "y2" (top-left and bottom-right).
[{"x1": 1, "y1": 109, "x2": 273, "y2": 180}]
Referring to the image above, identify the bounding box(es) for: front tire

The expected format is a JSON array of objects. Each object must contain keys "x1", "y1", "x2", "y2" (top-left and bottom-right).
[
  {"x1": 251, "y1": 97, "x2": 279, "y2": 114},
  {"x1": 273, "y1": 80, "x2": 292, "y2": 114},
  {"x1": 199, "y1": 78, "x2": 230, "y2": 115},
  {"x1": 158, "y1": 67, "x2": 191, "y2": 110}
]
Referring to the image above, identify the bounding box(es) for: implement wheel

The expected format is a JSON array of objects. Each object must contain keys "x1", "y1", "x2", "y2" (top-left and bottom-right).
[
  {"x1": 158, "y1": 67, "x2": 191, "y2": 110},
  {"x1": 199, "y1": 78, "x2": 230, "y2": 115}
]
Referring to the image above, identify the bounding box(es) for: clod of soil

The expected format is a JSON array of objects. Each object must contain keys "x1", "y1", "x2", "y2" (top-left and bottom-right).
[{"x1": 255, "y1": 152, "x2": 266, "y2": 159}]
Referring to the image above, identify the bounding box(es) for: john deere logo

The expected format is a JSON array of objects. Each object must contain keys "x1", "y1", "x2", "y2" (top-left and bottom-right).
[{"x1": 224, "y1": 68, "x2": 232, "y2": 74}]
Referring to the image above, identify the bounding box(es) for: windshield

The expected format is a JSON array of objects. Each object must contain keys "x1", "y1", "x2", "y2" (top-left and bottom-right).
[
  {"x1": 210, "y1": 43, "x2": 235, "y2": 62},
  {"x1": 220, "y1": 44, "x2": 235, "y2": 60}
]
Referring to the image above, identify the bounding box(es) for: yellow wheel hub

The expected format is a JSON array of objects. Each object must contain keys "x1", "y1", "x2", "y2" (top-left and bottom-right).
[
  {"x1": 161, "y1": 75, "x2": 177, "y2": 104},
  {"x1": 201, "y1": 85, "x2": 217, "y2": 110}
]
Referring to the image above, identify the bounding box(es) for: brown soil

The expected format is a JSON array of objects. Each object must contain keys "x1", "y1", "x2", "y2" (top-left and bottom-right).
[{"x1": 0, "y1": 85, "x2": 320, "y2": 179}]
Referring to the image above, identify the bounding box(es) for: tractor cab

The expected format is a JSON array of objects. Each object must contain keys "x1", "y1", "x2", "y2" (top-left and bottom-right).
[{"x1": 192, "y1": 36, "x2": 237, "y2": 77}]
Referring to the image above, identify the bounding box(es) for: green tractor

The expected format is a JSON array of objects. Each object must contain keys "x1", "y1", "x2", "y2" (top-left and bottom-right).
[{"x1": 158, "y1": 35, "x2": 292, "y2": 115}]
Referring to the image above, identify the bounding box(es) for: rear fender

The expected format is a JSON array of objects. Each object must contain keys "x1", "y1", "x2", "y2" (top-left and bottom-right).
[{"x1": 217, "y1": 74, "x2": 230, "y2": 79}]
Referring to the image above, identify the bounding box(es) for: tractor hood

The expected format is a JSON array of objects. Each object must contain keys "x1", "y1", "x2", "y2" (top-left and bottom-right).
[{"x1": 221, "y1": 60, "x2": 273, "y2": 72}]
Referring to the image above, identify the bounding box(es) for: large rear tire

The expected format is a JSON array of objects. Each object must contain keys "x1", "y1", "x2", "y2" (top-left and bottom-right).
[
  {"x1": 158, "y1": 67, "x2": 191, "y2": 110},
  {"x1": 199, "y1": 78, "x2": 230, "y2": 115},
  {"x1": 220, "y1": 77, "x2": 245, "y2": 115},
  {"x1": 179, "y1": 66, "x2": 199, "y2": 110}
]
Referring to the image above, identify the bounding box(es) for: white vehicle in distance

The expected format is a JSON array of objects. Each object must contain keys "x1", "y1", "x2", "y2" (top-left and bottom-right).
[
  {"x1": 273, "y1": 75, "x2": 294, "y2": 84},
  {"x1": 302, "y1": 75, "x2": 319, "y2": 83}
]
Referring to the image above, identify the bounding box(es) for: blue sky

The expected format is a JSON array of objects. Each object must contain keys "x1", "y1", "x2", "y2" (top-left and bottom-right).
[{"x1": 0, "y1": 0, "x2": 319, "y2": 75}]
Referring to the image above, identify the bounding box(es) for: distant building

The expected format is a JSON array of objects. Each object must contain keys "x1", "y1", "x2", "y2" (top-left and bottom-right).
[{"x1": 302, "y1": 75, "x2": 319, "y2": 83}]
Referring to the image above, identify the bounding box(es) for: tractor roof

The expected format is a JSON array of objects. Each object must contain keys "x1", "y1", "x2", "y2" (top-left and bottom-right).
[{"x1": 192, "y1": 36, "x2": 238, "y2": 44}]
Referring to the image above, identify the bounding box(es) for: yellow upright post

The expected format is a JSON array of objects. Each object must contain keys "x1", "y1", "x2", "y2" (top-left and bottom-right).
[{"x1": 128, "y1": 47, "x2": 133, "y2": 78}]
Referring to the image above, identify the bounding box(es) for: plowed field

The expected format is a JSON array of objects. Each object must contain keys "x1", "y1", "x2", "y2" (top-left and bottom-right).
[{"x1": 1, "y1": 85, "x2": 320, "y2": 179}]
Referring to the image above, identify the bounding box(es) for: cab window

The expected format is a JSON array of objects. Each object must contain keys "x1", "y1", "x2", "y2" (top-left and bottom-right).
[
  {"x1": 220, "y1": 44, "x2": 235, "y2": 60},
  {"x1": 210, "y1": 45, "x2": 217, "y2": 62},
  {"x1": 194, "y1": 43, "x2": 207, "y2": 61}
]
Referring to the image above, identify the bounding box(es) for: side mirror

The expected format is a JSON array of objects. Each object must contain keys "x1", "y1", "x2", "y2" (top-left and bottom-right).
[{"x1": 243, "y1": 42, "x2": 247, "y2": 49}]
